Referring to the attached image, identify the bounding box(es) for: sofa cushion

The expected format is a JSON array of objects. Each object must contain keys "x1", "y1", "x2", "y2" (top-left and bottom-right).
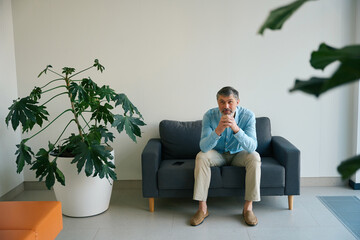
[
  {"x1": 160, "y1": 120, "x2": 202, "y2": 160},
  {"x1": 158, "y1": 160, "x2": 222, "y2": 189},
  {"x1": 222, "y1": 157, "x2": 285, "y2": 188},
  {"x1": 260, "y1": 157, "x2": 285, "y2": 187},
  {"x1": 256, "y1": 117, "x2": 272, "y2": 157},
  {"x1": 0, "y1": 201, "x2": 63, "y2": 240}
]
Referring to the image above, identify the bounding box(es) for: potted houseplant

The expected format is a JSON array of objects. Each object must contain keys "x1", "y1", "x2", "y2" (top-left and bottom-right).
[{"x1": 5, "y1": 59, "x2": 145, "y2": 216}]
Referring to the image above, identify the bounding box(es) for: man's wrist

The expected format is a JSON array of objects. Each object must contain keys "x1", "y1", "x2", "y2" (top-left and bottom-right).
[
  {"x1": 233, "y1": 126, "x2": 240, "y2": 134},
  {"x1": 215, "y1": 128, "x2": 222, "y2": 136}
]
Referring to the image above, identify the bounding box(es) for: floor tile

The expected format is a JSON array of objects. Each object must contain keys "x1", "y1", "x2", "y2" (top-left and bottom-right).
[
  {"x1": 247, "y1": 226, "x2": 355, "y2": 240},
  {"x1": 56, "y1": 229, "x2": 98, "y2": 240}
]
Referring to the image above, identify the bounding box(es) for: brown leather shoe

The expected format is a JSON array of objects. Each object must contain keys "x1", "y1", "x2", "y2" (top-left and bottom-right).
[
  {"x1": 190, "y1": 210, "x2": 209, "y2": 226},
  {"x1": 243, "y1": 210, "x2": 258, "y2": 226}
]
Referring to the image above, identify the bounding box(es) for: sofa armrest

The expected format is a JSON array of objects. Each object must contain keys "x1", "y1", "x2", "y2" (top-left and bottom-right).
[
  {"x1": 272, "y1": 136, "x2": 300, "y2": 195},
  {"x1": 141, "y1": 138, "x2": 162, "y2": 198}
]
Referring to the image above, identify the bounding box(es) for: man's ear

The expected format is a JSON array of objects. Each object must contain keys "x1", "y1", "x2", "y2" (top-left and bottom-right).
[{"x1": 236, "y1": 99, "x2": 240, "y2": 105}]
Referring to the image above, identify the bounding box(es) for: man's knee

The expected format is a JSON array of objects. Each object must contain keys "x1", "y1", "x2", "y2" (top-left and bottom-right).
[
  {"x1": 195, "y1": 150, "x2": 223, "y2": 168},
  {"x1": 247, "y1": 151, "x2": 261, "y2": 169},
  {"x1": 195, "y1": 151, "x2": 211, "y2": 168},
  {"x1": 250, "y1": 151, "x2": 261, "y2": 162}
]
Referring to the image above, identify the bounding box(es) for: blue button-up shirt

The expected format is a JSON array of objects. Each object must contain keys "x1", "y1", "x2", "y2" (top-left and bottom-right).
[{"x1": 199, "y1": 106, "x2": 257, "y2": 154}]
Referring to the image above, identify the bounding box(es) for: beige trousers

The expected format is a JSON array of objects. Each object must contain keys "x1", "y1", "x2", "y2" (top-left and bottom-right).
[{"x1": 193, "y1": 150, "x2": 261, "y2": 202}]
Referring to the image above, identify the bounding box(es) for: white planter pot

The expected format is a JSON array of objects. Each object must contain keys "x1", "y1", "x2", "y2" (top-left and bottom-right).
[{"x1": 51, "y1": 150, "x2": 114, "y2": 217}]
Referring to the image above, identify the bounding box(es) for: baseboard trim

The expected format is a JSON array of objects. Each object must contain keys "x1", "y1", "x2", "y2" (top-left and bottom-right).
[
  {"x1": 113, "y1": 180, "x2": 142, "y2": 189},
  {"x1": 23, "y1": 181, "x2": 47, "y2": 190},
  {"x1": 349, "y1": 179, "x2": 360, "y2": 190},
  {"x1": 300, "y1": 177, "x2": 346, "y2": 187},
  {"x1": 21, "y1": 180, "x2": 142, "y2": 191},
  {"x1": 0, "y1": 183, "x2": 24, "y2": 201}
]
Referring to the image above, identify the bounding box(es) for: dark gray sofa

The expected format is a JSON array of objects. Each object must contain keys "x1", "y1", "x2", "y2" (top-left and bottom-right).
[{"x1": 141, "y1": 117, "x2": 300, "y2": 212}]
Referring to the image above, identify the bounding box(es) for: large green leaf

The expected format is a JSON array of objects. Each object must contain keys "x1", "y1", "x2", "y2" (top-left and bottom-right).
[
  {"x1": 87, "y1": 126, "x2": 102, "y2": 144},
  {"x1": 99, "y1": 126, "x2": 115, "y2": 143},
  {"x1": 97, "y1": 85, "x2": 116, "y2": 102},
  {"x1": 55, "y1": 168, "x2": 65, "y2": 187},
  {"x1": 338, "y1": 155, "x2": 360, "y2": 180},
  {"x1": 91, "y1": 103, "x2": 114, "y2": 124},
  {"x1": 258, "y1": 0, "x2": 312, "y2": 35},
  {"x1": 44, "y1": 162, "x2": 64, "y2": 190},
  {"x1": 69, "y1": 82, "x2": 89, "y2": 102},
  {"x1": 31, "y1": 148, "x2": 50, "y2": 181},
  {"x1": 6, "y1": 97, "x2": 49, "y2": 132},
  {"x1": 62, "y1": 67, "x2": 75, "y2": 75},
  {"x1": 30, "y1": 142, "x2": 65, "y2": 189},
  {"x1": 88, "y1": 125, "x2": 115, "y2": 144},
  {"x1": 112, "y1": 114, "x2": 125, "y2": 132},
  {"x1": 113, "y1": 93, "x2": 143, "y2": 118},
  {"x1": 289, "y1": 77, "x2": 324, "y2": 96},
  {"x1": 81, "y1": 77, "x2": 98, "y2": 96},
  {"x1": 14, "y1": 141, "x2": 34, "y2": 173},
  {"x1": 74, "y1": 79, "x2": 98, "y2": 111},
  {"x1": 30, "y1": 87, "x2": 42, "y2": 101},
  {"x1": 96, "y1": 161, "x2": 117, "y2": 180},
  {"x1": 112, "y1": 115, "x2": 145, "y2": 142},
  {"x1": 290, "y1": 43, "x2": 360, "y2": 97},
  {"x1": 310, "y1": 43, "x2": 360, "y2": 70},
  {"x1": 71, "y1": 141, "x2": 115, "y2": 181}
]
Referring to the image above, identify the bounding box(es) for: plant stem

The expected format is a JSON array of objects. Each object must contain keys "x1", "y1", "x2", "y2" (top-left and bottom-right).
[
  {"x1": 69, "y1": 66, "x2": 94, "y2": 79},
  {"x1": 79, "y1": 113, "x2": 91, "y2": 130},
  {"x1": 25, "y1": 109, "x2": 72, "y2": 142},
  {"x1": 48, "y1": 69, "x2": 64, "y2": 78},
  {"x1": 40, "y1": 78, "x2": 64, "y2": 89},
  {"x1": 41, "y1": 92, "x2": 68, "y2": 106},
  {"x1": 53, "y1": 119, "x2": 76, "y2": 146},
  {"x1": 41, "y1": 85, "x2": 67, "y2": 94},
  {"x1": 64, "y1": 74, "x2": 84, "y2": 141}
]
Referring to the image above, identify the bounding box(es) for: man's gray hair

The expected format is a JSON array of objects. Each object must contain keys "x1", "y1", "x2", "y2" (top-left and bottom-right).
[{"x1": 216, "y1": 86, "x2": 239, "y2": 100}]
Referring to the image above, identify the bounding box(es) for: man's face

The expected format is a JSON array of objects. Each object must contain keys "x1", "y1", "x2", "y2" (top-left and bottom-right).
[{"x1": 217, "y1": 94, "x2": 240, "y2": 116}]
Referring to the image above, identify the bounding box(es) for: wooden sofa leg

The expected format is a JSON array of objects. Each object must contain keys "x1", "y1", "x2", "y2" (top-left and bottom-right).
[
  {"x1": 288, "y1": 195, "x2": 293, "y2": 210},
  {"x1": 149, "y1": 198, "x2": 154, "y2": 212}
]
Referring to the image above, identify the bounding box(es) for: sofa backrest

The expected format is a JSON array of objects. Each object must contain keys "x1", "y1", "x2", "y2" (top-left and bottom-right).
[
  {"x1": 160, "y1": 120, "x2": 202, "y2": 160},
  {"x1": 255, "y1": 117, "x2": 272, "y2": 157},
  {"x1": 159, "y1": 117, "x2": 272, "y2": 159}
]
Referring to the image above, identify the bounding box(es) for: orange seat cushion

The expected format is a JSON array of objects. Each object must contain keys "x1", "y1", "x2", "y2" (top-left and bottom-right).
[
  {"x1": 0, "y1": 201, "x2": 63, "y2": 240},
  {"x1": 0, "y1": 230, "x2": 35, "y2": 240}
]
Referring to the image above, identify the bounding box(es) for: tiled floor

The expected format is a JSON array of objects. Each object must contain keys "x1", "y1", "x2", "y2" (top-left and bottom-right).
[{"x1": 11, "y1": 186, "x2": 360, "y2": 240}]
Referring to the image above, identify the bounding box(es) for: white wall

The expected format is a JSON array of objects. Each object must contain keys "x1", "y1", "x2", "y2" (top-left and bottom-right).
[
  {"x1": 10, "y1": 0, "x2": 356, "y2": 180},
  {"x1": 0, "y1": 0, "x2": 23, "y2": 197}
]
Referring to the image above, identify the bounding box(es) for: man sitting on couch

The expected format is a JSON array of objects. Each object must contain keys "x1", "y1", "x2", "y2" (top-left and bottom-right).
[{"x1": 190, "y1": 86, "x2": 261, "y2": 226}]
